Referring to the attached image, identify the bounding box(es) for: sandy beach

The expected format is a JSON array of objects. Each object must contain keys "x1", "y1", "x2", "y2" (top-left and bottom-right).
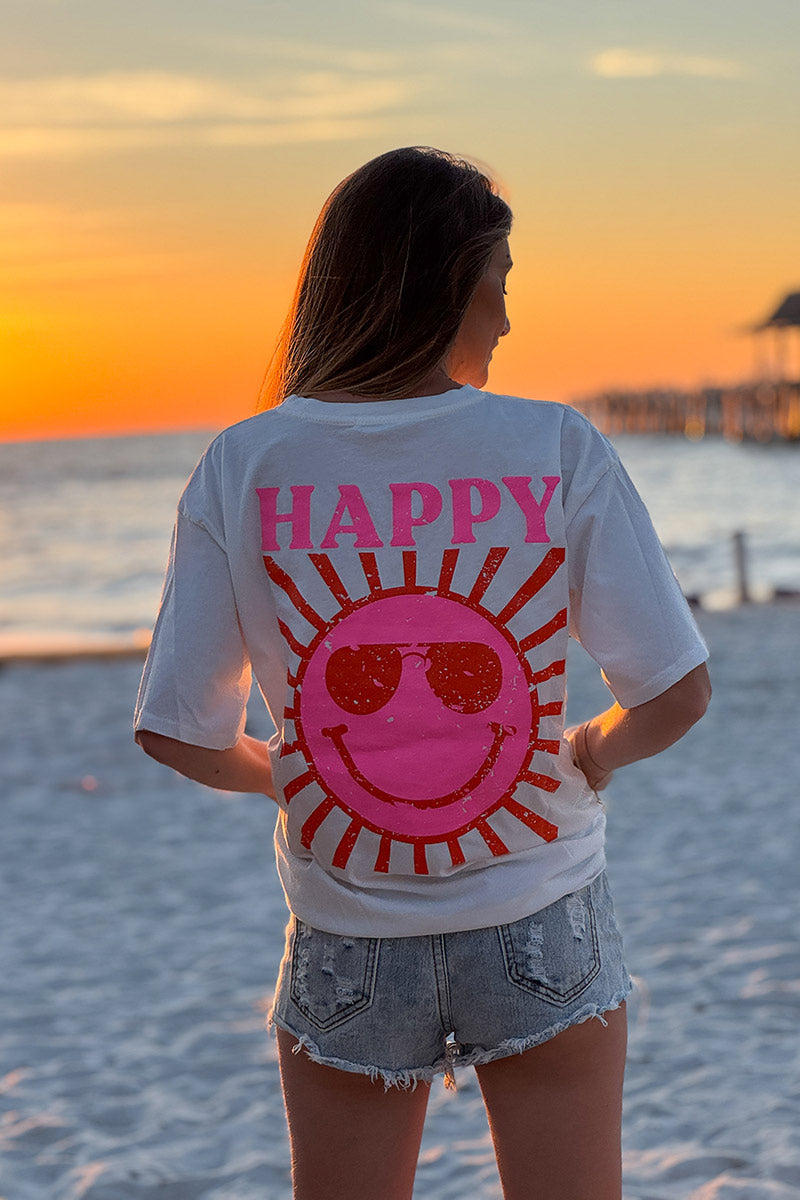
[{"x1": 2, "y1": 602, "x2": 799, "y2": 1199}]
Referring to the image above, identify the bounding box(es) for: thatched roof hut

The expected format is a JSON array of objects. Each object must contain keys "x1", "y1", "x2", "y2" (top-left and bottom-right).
[
  {"x1": 756, "y1": 292, "x2": 800, "y2": 329},
  {"x1": 751, "y1": 291, "x2": 800, "y2": 381}
]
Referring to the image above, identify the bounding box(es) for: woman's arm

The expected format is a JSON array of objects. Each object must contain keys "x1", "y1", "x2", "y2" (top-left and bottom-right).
[
  {"x1": 566, "y1": 662, "x2": 711, "y2": 791},
  {"x1": 136, "y1": 730, "x2": 276, "y2": 799}
]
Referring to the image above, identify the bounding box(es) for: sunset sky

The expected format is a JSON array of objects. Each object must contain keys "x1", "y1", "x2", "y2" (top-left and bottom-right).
[{"x1": 2, "y1": 0, "x2": 799, "y2": 441}]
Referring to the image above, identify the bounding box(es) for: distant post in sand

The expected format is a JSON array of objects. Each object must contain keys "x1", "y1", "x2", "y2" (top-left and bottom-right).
[{"x1": 733, "y1": 530, "x2": 751, "y2": 605}]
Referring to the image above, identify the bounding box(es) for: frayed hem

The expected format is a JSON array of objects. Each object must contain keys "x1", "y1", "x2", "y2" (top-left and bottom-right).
[
  {"x1": 457, "y1": 984, "x2": 634, "y2": 1071},
  {"x1": 267, "y1": 982, "x2": 633, "y2": 1089},
  {"x1": 268, "y1": 1014, "x2": 438, "y2": 1091}
]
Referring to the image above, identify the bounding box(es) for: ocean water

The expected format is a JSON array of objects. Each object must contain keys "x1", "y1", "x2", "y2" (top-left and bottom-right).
[{"x1": 1, "y1": 427, "x2": 798, "y2": 642}]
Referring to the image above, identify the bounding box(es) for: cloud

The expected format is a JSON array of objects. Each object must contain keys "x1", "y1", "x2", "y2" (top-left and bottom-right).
[
  {"x1": 0, "y1": 70, "x2": 412, "y2": 124},
  {"x1": 194, "y1": 31, "x2": 498, "y2": 75},
  {"x1": 0, "y1": 69, "x2": 417, "y2": 158},
  {"x1": 193, "y1": 34, "x2": 416, "y2": 74},
  {"x1": 591, "y1": 48, "x2": 746, "y2": 80},
  {"x1": 0, "y1": 118, "x2": 381, "y2": 159}
]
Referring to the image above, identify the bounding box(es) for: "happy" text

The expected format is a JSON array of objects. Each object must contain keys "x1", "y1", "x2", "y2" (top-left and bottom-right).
[{"x1": 256, "y1": 476, "x2": 561, "y2": 550}]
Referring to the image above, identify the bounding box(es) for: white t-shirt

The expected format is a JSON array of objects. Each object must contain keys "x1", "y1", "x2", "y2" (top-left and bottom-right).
[{"x1": 135, "y1": 386, "x2": 708, "y2": 936}]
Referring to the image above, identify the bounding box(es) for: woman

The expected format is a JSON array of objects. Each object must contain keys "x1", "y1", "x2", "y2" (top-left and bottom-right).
[{"x1": 136, "y1": 146, "x2": 710, "y2": 1200}]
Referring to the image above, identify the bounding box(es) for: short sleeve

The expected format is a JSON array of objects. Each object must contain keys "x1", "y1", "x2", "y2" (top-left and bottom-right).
[
  {"x1": 567, "y1": 460, "x2": 708, "y2": 708},
  {"x1": 134, "y1": 509, "x2": 251, "y2": 749}
]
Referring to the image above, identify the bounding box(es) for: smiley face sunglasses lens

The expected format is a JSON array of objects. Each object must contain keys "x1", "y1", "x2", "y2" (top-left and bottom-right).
[
  {"x1": 425, "y1": 641, "x2": 503, "y2": 713},
  {"x1": 325, "y1": 645, "x2": 403, "y2": 714}
]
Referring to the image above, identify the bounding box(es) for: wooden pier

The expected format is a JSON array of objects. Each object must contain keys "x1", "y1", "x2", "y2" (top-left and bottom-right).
[
  {"x1": 575, "y1": 290, "x2": 800, "y2": 441},
  {"x1": 573, "y1": 381, "x2": 800, "y2": 442}
]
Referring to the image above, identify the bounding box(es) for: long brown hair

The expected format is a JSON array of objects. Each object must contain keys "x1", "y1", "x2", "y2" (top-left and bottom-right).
[{"x1": 258, "y1": 146, "x2": 512, "y2": 408}]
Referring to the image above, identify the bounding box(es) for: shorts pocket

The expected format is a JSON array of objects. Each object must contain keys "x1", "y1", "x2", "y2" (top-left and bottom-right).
[
  {"x1": 289, "y1": 921, "x2": 380, "y2": 1031},
  {"x1": 498, "y1": 884, "x2": 601, "y2": 1006}
]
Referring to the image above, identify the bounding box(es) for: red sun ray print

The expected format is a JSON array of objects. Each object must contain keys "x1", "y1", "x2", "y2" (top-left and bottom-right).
[{"x1": 264, "y1": 547, "x2": 566, "y2": 876}]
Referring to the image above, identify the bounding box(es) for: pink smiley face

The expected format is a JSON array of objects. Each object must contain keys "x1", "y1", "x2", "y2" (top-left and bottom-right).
[{"x1": 296, "y1": 592, "x2": 534, "y2": 840}]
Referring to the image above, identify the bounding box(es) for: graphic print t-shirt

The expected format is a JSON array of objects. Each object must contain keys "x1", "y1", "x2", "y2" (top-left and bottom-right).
[{"x1": 135, "y1": 387, "x2": 708, "y2": 936}]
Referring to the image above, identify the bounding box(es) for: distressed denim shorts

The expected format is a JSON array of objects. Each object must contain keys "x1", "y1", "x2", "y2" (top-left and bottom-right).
[{"x1": 269, "y1": 871, "x2": 632, "y2": 1089}]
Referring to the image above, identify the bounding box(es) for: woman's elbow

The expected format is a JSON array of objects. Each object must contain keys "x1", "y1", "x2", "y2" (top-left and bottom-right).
[
  {"x1": 135, "y1": 729, "x2": 175, "y2": 764},
  {"x1": 676, "y1": 663, "x2": 712, "y2": 727}
]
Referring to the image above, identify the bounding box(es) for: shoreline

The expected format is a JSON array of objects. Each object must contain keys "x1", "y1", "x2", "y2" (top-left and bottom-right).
[
  {"x1": 2, "y1": 591, "x2": 799, "y2": 666},
  {"x1": 0, "y1": 629, "x2": 152, "y2": 666}
]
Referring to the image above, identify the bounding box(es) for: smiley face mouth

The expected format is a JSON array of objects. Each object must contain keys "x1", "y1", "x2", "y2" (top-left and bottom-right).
[{"x1": 320, "y1": 721, "x2": 515, "y2": 808}]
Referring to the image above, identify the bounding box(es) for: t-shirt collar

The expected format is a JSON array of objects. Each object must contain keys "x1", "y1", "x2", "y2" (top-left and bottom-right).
[{"x1": 283, "y1": 385, "x2": 480, "y2": 424}]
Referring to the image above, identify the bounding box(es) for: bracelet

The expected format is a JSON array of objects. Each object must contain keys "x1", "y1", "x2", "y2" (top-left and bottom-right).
[{"x1": 579, "y1": 721, "x2": 611, "y2": 776}]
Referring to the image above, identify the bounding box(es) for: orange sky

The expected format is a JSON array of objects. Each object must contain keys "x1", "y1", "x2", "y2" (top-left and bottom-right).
[{"x1": 2, "y1": 1, "x2": 799, "y2": 441}]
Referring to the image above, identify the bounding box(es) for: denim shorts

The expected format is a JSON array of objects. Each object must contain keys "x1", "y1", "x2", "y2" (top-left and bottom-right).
[{"x1": 269, "y1": 871, "x2": 632, "y2": 1089}]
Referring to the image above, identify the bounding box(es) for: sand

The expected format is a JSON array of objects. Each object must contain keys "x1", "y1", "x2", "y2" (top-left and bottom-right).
[{"x1": 1, "y1": 603, "x2": 799, "y2": 1199}]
